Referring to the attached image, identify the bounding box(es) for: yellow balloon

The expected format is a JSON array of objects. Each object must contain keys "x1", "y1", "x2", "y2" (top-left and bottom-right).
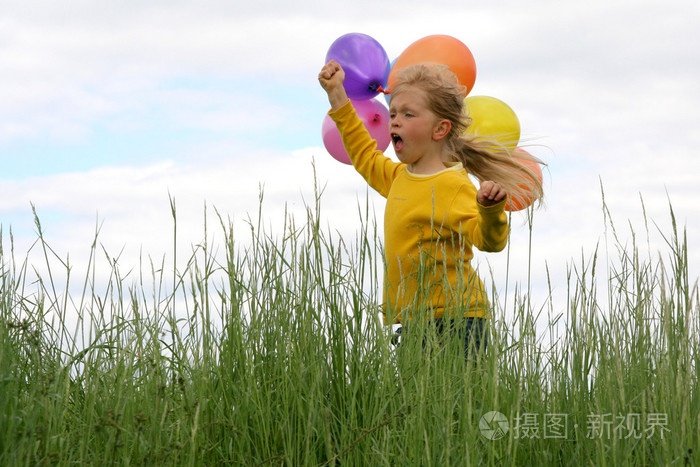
[{"x1": 463, "y1": 96, "x2": 520, "y2": 150}]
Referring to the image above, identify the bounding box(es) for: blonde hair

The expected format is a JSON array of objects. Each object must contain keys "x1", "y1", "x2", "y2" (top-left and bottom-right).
[{"x1": 391, "y1": 64, "x2": 544, "y2": 209}]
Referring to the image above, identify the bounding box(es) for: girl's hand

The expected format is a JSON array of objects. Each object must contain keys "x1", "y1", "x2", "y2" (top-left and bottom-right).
[
  {"x1": 318, "y1": 60, "x2": 344, "y2": 91},
  {"x1": 477, "y1": 181, "x2": 507, "y2": 207},
  {"x1": 318, "y1": 60, "x2": 349, "y2": 111}
]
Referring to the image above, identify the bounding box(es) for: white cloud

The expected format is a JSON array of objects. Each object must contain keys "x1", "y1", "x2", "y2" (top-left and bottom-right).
[{"x1": 2, "y1": 147, "x2": 364, "y2": 269}]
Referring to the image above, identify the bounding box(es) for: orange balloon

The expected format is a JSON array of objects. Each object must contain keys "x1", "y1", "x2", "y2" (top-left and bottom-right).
[
  {"x1": 505, "y1": 148, "x2": 543, "y2": 212},
  {"x1": 386, "y1": 35, "x2": 477, "y2": 96}
]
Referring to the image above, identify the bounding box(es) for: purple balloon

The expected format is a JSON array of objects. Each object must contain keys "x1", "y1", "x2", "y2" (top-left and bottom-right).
[{"x1": 325, "y1": 33, "x2": 390, "y2": 101}]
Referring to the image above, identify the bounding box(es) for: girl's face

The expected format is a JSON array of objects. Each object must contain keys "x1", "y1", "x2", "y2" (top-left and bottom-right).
[{"x1": 389, "y1": 85, "x2": 445, "y2": 170}]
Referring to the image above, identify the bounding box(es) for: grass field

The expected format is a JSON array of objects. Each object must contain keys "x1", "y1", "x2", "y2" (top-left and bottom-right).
[{"x1": 1, "y1": 193, "x2": 698, "y2": 465}]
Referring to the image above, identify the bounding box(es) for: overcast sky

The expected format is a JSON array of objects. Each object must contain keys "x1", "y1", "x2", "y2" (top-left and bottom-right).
[{"x1": 1, "y1": 0, "x2": 699, "y2": 324}]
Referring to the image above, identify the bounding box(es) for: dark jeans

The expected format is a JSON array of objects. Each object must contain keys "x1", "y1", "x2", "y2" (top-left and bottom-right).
[{"x1": 392, "y1": 317, "x2": 488, "y2": 359}]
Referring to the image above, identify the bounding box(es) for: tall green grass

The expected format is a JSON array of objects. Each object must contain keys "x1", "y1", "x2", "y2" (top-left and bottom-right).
[{"x1": 1, "y1": 189, "x2": 698, "y2": 465}]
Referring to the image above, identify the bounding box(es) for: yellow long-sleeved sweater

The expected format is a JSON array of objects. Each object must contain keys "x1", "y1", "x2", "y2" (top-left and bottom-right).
[{"x1": 330, "y1": 100, "x2": 509, "y2": 324}]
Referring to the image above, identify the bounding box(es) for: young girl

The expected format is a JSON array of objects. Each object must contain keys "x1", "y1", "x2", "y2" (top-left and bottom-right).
[{"x1": 318, "y1": 60, "x2": 542, "y2": 356}]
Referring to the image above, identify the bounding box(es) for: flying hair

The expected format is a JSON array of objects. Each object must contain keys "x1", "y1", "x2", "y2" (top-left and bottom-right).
[{"x1": 391, "y1": 64, "x2": 544, "y2": 209}]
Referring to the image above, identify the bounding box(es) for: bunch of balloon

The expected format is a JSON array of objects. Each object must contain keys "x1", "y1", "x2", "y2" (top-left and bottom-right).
[{"x1": 322, "y1": 33, "x2": 392, "y2": 165}]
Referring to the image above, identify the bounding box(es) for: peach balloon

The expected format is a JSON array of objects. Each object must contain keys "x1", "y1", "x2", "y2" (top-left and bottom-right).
[{"x1": 505, "y1": 148, "x2": 543, "y2": 212}]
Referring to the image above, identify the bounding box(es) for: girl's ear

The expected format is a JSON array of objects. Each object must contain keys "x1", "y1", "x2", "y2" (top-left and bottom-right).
[{"x1": 433, "y1": 119, "x2": 452, "y2": 141}]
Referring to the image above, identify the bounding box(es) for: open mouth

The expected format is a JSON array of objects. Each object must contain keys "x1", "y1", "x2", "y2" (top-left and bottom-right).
[{"x1": 391, "y1": 133, "x2": 404, "y2": 152}]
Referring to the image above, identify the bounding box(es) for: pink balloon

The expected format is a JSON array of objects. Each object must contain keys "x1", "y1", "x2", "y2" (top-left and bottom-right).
[{"x1": 322, "y1": 99, "x2": 390, "y2": 165}]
